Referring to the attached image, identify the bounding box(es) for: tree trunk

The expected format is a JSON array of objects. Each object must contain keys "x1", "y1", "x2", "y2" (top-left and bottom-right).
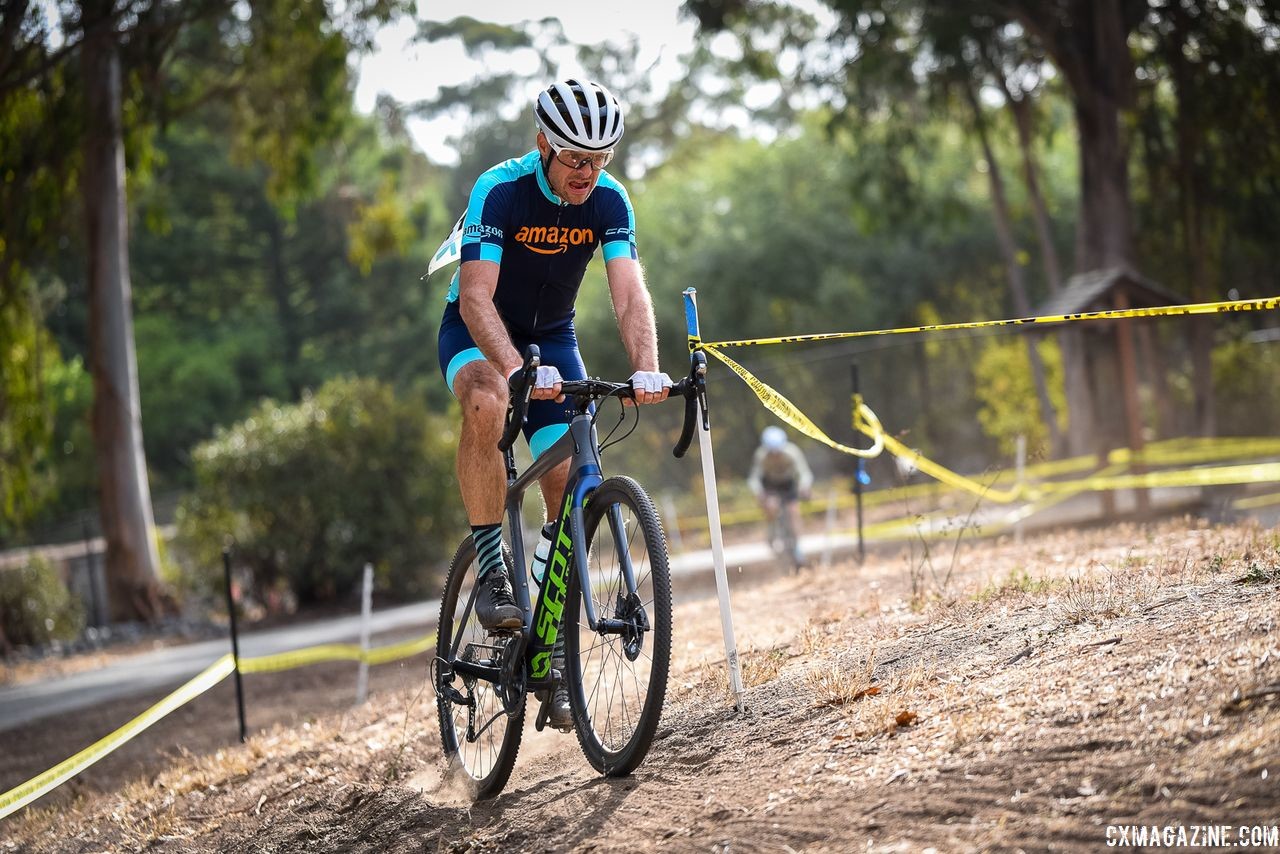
[
  {"x1": 1004, "y1": 92, "x2": 1064, "y2": 295},
  {"x1": 966, "y1": 82, "x2": 1064, "y2": 457},
  {"x1": 82, "y1": 7, "x2": 166, "y2": 623},
  {"x1": 1061, "y1": 2, "x2": 1137, "y2": 271},
  {"x1": 1006, "y1": 0, "x2": 1140, "y2": 458},
  {"x1": 1166, "y1": 8, "x2": 1216, "y2": 437}
]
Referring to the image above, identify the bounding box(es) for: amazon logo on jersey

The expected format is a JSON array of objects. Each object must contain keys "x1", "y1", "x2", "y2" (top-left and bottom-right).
[{"x1": 513, "y1": 225, "x2": 595, "y2": 255}]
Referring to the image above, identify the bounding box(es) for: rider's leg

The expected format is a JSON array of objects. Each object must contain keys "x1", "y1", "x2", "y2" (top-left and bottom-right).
[
  {"x1": 454, "y1": 361, "x2": 507, "y2": 526},
  {"x1": 537, "y1": 459, "x2": 571, "y2": 521},
  {"x1": 453, "y1": 360, "x2": 521, "y2": 629}
]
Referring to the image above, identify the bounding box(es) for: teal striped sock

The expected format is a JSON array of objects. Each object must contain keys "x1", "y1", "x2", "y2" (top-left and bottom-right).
[{"x1": 472, "y1": 524, "x2": 505, "y2": 580}]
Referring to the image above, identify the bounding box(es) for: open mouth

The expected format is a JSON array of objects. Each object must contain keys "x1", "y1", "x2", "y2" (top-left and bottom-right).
[{"x1": 568, "y1": 179, "x2": 592, "y2": 193}]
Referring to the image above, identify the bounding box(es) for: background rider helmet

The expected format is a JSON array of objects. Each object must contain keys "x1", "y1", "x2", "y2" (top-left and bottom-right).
[{"x1": 761, "y1": 425, "x2": 788, "y2": 451}]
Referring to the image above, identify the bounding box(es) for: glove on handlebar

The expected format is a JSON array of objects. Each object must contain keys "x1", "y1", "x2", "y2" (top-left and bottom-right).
[{"x1": 629, "y1": 370, "x2": 673, "y2": 395}]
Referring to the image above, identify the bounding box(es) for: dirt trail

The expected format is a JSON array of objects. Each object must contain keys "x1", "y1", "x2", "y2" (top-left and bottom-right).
[{"x1": 4, "y1": 519, "x2": 1279, "y2": 853}]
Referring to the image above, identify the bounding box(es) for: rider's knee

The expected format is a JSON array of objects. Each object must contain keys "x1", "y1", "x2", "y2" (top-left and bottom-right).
[{"x1": 456, "y1": 371, "x2": 506, "y2": 426}]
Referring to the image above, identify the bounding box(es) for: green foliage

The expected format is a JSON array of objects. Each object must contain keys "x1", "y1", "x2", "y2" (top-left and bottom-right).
[
  {"x1": 134, "y1": 315, "x2": 287, "y2": 481},
  {"x1": 0, "y1": 556, "x2": 85, "y2": 647},
  {"x1": 973, "y1": 336, "x2": 1066, "y2": 459},
  {"x1": 174, "y1": 376, "x2": 466, "y2": 604},
  {"x1": 0, "y1": 286, "x2": 68, "y2": 537},
  {"x1": 1210, "y1": 332, "x2": 1280, "y2": 436}
]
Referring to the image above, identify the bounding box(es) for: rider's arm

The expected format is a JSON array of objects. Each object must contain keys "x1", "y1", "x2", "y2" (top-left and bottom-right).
[
  {"x1": 606, "y1": 258, "x2": 659, "y2": 372},
  {"x1": 606, "y1": 257, "x2": 669, "y2": 403},
  {"x1": 458, "y1": 260, "x2": 522, "y2": 380}
]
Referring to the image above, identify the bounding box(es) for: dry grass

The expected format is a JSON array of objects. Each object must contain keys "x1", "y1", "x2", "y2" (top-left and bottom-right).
[{"x1": 738, "y1": 646, "x2": 789, "y2": 689}]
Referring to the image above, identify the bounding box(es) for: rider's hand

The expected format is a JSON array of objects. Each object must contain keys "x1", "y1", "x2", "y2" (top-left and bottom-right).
[
  {"x1": 508, "y1": 365, "x2": 564, "y2": 402},
  {"x1": 628, "y1": 370, "x2": 672, "y2": 406}
]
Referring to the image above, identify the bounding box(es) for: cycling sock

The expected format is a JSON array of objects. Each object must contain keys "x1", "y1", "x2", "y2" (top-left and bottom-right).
[{"x1": 472, "y1": 524, "x2": 505, "y2": 580}]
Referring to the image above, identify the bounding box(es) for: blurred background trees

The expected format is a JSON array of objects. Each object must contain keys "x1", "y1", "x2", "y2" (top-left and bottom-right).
[{"x1": 2, "y1": 0, "x2": 1277, "y2": 620}]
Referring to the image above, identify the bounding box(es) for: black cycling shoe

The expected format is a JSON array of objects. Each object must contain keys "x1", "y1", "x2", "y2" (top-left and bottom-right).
[{"x1": 475, "y1": 570, "x2": 522, "y2": 630}]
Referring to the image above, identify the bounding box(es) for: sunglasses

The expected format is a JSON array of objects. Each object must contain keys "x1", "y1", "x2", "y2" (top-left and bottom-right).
[{"x1": 548, "y1": 141, "x2": 614, "y2": 171}]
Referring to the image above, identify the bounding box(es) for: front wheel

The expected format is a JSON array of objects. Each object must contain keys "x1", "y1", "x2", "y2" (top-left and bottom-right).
[
  {"x1": 565, "y1": 476, "x2": 672, "y2": 777},
  {"x1": 434, "y1": 537, "x2": 525, "y2": 800}
]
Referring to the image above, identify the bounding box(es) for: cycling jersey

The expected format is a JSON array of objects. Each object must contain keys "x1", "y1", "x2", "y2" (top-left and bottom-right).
[
  {"x1": 443, "y1": 149, "x2": 637, "y2": 336},
  {"x1": 748, "y1": 444, "x2": 814, "y2": 499}
]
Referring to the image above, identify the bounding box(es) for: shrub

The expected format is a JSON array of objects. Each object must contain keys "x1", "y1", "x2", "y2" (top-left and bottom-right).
[
  {"x1": 973, "y1": 336, "x2": 1067, "y2": 459},
  {"x1": 0, "y1": 556, "x2": 85, "y2": 648},
  {"x1": 174, "y1": 376, "x2": 466, "y2": 605}
]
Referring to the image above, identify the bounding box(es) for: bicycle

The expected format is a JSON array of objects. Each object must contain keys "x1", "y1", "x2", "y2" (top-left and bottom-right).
[
  {"x1": 432, "y1": 345, "x2": 707, "y2": 799},
  {"x1": 764, "y1": 490, "x2": 804, "y2": 573}
]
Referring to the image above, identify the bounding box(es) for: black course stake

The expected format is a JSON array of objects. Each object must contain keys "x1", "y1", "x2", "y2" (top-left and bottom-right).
[
  {"x1": 222, "y1": 547, "x2": 247, "y2": 743},
  {"x1": 852, "y1": 363, "x2": 866, "y2": 565}
]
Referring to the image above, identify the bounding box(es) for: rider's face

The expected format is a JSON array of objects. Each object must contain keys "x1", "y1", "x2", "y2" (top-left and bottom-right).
[{"x1": 537, "y1": 133, "x2": 601, "y2": 205}]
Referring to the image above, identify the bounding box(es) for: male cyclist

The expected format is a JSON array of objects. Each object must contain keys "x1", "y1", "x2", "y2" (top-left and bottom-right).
[
  {"x1": 748, "y1": 426, "x2": 813, "y2": 567},
  {"x1": 435, "y1": 79, "x2": 671, "y2": 729}
]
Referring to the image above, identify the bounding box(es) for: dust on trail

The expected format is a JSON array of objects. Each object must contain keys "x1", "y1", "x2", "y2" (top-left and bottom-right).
[{"x1": 4, "y1": 519, "x2": 1279, "y2": 853}]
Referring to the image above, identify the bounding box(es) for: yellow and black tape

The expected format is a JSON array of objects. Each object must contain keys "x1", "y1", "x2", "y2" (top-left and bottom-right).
[
  {"x1": 0, "y1": 632, "x2": 435, "y2": 820},
  {"x1": 704, "y1": 346, "x2": 884, "y2": 459},
  {"x1": 701, "y1": 296, "x2": 1280, "y2": 350}
]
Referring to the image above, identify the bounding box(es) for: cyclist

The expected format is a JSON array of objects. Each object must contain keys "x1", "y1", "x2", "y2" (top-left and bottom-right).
[
  {"x1": 435, "y1": 79, "x2": 671, "y2": 728},
  {"x1": 748, "y1": 426, "x2": 813, "y2": 567}
]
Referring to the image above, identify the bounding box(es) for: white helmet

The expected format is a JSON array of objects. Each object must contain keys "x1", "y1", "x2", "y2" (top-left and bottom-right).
[
  {"x1": 761, "y1": 426, "x2": 787, "y2": 450},
  {"x1": 534, "y1": 79, "x2": 624, "y2": 153}
]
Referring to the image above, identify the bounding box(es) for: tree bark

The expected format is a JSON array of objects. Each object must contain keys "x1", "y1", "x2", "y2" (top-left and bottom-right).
[
  {"x1": 1000, "y1": 0, "x2": 1143, "y2": 459},
  {"x1": 1165, "y1": 7, "x2": 1215, "y2": 437},
  {"x1": 82, "y1": 5, "x2": 166, "y2": 623},
  {"x1": 1002, "y1": 90, "x2": 1063, "y2": 295},
  {"x1": 965, "y1": 81, "x2": 1064, "y2": 457}
]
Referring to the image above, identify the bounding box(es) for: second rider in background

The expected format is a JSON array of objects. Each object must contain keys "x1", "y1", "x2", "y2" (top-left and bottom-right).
[
  {"x1": 435, "y1": 79, "x2": 671, "y2": 729},
  {"x1": 748, "y1": 426, "x2": 814, "y2": 568}
]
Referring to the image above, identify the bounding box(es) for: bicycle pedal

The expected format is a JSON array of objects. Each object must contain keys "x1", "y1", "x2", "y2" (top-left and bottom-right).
[{"x1": 534, "y1": 695, "x2": 551, "y2": 732}]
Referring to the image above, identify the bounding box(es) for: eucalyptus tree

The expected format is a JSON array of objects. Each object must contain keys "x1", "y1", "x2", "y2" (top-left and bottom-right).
[{"x1": 0, "y1": 0, "x2": 411, "y2": 620}]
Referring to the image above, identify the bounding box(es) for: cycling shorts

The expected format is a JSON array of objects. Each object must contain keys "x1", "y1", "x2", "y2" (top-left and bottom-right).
[
  {"x1": 761, "y1": 477, "x2": 799, "y2": 502},
  {"x1": 437, "y1": 301, "x2": 587, "y2": 459}
]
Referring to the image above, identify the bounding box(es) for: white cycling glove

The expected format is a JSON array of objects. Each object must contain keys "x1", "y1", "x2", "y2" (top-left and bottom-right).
[
  {"x1": 629, "y1": 370, "x2": 673, "y2": 395},
  {"x1": 508, "y1": 364, "x2": 563, "y2": 390}
]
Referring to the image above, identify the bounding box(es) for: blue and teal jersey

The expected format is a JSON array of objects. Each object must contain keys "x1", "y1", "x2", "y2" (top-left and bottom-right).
[{"x1": 444, "y1": 149, "x2": 637, "y2": 336}]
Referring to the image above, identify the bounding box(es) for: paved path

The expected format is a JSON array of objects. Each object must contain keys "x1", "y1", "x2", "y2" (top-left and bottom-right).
[{"x1": 0, "y1": 602, "x2": 434, "y2": 733}]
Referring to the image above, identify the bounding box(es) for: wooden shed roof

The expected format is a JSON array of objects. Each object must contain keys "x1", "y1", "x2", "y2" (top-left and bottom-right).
[{"x1": 1035, "y1": 266, "x2": 1186, "y2": 319}]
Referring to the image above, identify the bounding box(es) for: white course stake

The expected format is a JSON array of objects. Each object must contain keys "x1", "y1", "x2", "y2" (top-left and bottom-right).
[
  {"x1": 356, "y1": 562, "x2": 373, "y2": 705},
  {"x1": 684, "y1": 288, "x2": 745, "y2": 711}
]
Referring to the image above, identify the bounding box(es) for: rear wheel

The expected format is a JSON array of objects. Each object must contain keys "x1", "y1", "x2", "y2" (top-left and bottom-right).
[
  {"x1": 434, "y1": 537, "x2": 524, "y2": 800},
  {"x1": 565, "y1": 476, "x2": 672, "y2": 777}
]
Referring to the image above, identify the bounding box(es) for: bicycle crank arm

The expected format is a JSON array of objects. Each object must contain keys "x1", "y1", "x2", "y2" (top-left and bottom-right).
[{"x1": 452, "y1": 658, "x2": 502, "y2": 683}]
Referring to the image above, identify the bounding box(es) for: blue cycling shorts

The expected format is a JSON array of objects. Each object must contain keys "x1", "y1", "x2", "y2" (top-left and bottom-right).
[{"x1": 438, "y1": 301, "x2": 587, "y2": 459}]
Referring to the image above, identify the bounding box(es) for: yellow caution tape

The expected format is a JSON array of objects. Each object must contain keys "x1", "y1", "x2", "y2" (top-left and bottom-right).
[
  {"x1": 1034, "y1": 462, "x2": 1280, "y2": 493},
  {"x1": 1233, "y1": 491, "x2": 1280, "y2": 510},
  {"x1": 874, "y1": 431, "x2": 1025, "y2": 503},
  {"x1": 0, "y1": 654, "x2": 235, "y2": 820},
  {"x1": 0, "y1": 632, "x2": 437, "y2": 820},
  {"x1": 238, "y1": 633, "x2": 435, "y2": 674},
  {"x1": 704, "y1": 346, "x2": 884, "y2": 459},
  {"x1": 701, "y1": 296, "x2": 1280, "y2": 349}
]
